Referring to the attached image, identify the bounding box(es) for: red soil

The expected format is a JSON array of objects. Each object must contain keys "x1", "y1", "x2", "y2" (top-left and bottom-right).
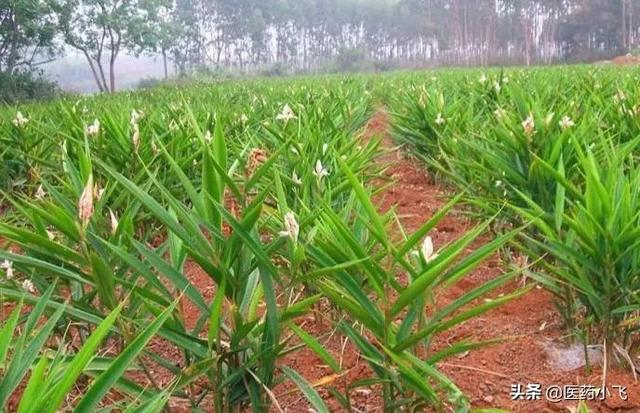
[
  {"x1": 4, "y1": 111, "x2": 640, "y2": 413},
  {"x1": 86, "y1": 113, "x2": 640, "y2": 412},
  {"x1": 611, "y1": 55, "x2": 640, "y2": 66},
  {"x1": 358, "y1": 111, "x2": 640, "y2": 412},
  {"x1": 596, "y1": 54, "x2": 640, "y2": 66}
]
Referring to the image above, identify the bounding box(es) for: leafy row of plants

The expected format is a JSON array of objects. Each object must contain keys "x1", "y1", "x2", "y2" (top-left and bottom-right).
[
  {"x1": 1, "y1": 75, "x2": 520, "y2": 411},
  {"x1": 390, "y1": 66, "x2": 640, "y2": 369}
]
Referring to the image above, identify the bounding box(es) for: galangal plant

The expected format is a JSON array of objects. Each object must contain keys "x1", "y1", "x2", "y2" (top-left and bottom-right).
[
  {"x1": 514, "y1": 142, "x2": 640, "y2": 366},
  {"x1": 0, "y1": 88, "x2": 380, "y2": 412},
  {"x1": 300, "y1": 161, "x2": 528, "y2": 412},
  {"x1": 0, "y1": 286, "x2": 177, "y2": 412}
]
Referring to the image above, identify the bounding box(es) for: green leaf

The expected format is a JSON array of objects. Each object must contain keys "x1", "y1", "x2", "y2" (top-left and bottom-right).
[
  {"x1": 0, "y1": 301, "x2": 21, "y2": 368},
  {"x1": 208, "y1": 274, "x2": 227, "y2": 350},
  {"x1": 44, "y1": 302, "x2": 125, "y2": 413},
  {"x1": 17, "y1": 354, "x2": 49, "y2": 413},
  {"x1": 280, "y1": 366, "x2": 330, "y2": 413},
  {"x1": 73, "y1": 299, "x2": 178, "y2": 413},
  {"x1": 290, "y1": 324, "x2": 340, "y2": 373}
]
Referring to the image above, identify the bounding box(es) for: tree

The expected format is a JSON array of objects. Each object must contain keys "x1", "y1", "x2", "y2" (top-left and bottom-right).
[
  {"x1": 58, "y1": 0, "x2": 168, "y2": 92},
  {"x1": 18, "y1": 0, "x2": 640, "y2": 90},
  {"x1": 558, "y1": 0, "x2": 626, "y2": 61},
  {"x1": 0, "y1": 0, "x2": 58, "y2": 74},
  {"x1": 129, "y1": 0, "x2": 176, "y2": 79},
  {"x1": 170, "y1": 0, "x2": 207, "y2": 73}
]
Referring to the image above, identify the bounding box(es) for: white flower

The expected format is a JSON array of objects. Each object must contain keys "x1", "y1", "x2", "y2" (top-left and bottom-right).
[
  {"x1": 494, "y1": 82, "x2": 501, "y2": 93},
  {"x1": 435, "y1": 113, "x2": 446, "y2": 125},
  {"x1": 292, "y1": 171, "x2": 302, "y2": 185},
  {"x1": 322, "y1": 143, "x2": 329, "y2": 155},
  {"x1": 22, "y1": 279, "x2": 36, "y2": 294},
  {"x1": 78, "y1": 174, "x2": 94, "y2": 227},
  {"x1": 240, "y1": 114, "x2": 249, "y2": 123},
  {"x1": 109, "y1": 209, "x2": 119, "y2": 235},
  {"x1": 544, "y1": 112, "x2": 554, "y2": 126},
  {"x1": 522, "y1": 114, "x2": 535, "y2": 137},
  {"x1": 46, "y1": 230, "x2": 56, "y2": 241},
  {"x1": 421, "y1": 236, "x2": 438, "y2": 263},
  {"x1": 279, "y1": 212, "x2": 299, "y2": 243},
  {"x1": 131, "y1": 123, "x2": 140, "y2": 152},
  {"x1": 1, "y1": 260, "x2": 14, "y2": 280},
  {"x1": 204, "y1": 130, "x2": 212, "y2": 143},
  {"x1": 86, "y1": 119, "x2": 100, "y2": 136},
  {"x1": 312, "y1": 160, "x2": 330, "y2": 180},
  {"x1": 479, "y1": 74, "x2": 488, "y2": 84},
  {"x1": 494, "y1": 108, "x2": 507, "y2": 120},
  {"x1": 614, "y1": 90, "x2": 627, "y2": 104},
  {"x1": 13, "y1": 111, "x2": 29, "y2": 127},
  {"x1": 35, "y1": 185, "x2": 46, "y2": 200},
  {"x1": 419, "y1": 93, "x2": 427, "y2": 107},
  {"x1": 130, "y1": 109, "x2": 143, "y2": 125},
  {"x1": 559, "y1": 116, "x2": 575, "y2": 130},
  {"x1": 95, "y1": 185, "x2": 105, "y2": 201},
  {"x1": 276, "y1": 104, "x2": 297, "y2": 123},
  {"x1": 495, "y1": 180, "x2": 503, "y2": 187}
]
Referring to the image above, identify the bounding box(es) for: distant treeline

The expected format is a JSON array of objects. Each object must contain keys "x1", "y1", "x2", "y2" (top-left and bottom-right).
[
  {"x1": 171, "y1": 0, "x2": 640, "y2": 71},
  {"x1": 1, "y1": 0, "x2": 639, "y2": 97}
]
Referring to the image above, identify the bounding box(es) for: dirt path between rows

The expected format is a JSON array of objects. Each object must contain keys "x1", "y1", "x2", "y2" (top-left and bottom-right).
[
  {"x1": 256, "y1": 109, "x2": 640, "y2": 413},
  {"x1": 364, "y1": 109, "x2": 640, "y2": 413},
  {"x1": 3, "y1": 110, "x2": 639, "y2": 412},
  {"x1": 8, "y1": 107, "x2": 632, "y2": 412}
]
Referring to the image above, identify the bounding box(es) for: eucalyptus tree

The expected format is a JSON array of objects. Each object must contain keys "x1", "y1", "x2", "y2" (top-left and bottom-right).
[
  {"x1": 0, "y1": 0, "x2": 59, "y2": 74},
  {"x1": 558, "y1": 0, "x2": 629, "y2": 60},
  {"x1": 57, "y1": 0, "x2": 169, "y2": 92},
  {"x1": 131, "y1": 0, "x2": 177, "y2": 79},
  {"x1": 49, "y1": 0, "x2": 640, "y2": 81}
]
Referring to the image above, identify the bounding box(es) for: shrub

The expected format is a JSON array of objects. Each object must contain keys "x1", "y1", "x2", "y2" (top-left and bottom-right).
[
  {"x1": 0, "y1": 71, "x2": 59, "y2": 104},
  {"x1": 334, "y1": 48, "x2": 374, "y2": 73}
]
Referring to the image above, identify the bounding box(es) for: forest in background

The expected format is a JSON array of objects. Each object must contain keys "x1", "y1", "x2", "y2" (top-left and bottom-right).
[
  {"x1": 2, "y1": 0, "x2": 640, "y2": 97},
  {"x1": 169, "y1": 0, "x2": 640, "y2": 71}
]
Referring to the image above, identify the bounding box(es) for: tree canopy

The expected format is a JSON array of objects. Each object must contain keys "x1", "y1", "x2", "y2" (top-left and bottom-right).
[
  {"x1": 2, "y1": 0, "x2": 640, "y2": 94},
  {"x1": 0, "y1": 0, "x2": 58, "y2": 74},
  {"x1": 165, "y1": 0, "x2": 640, "y2": 72}
]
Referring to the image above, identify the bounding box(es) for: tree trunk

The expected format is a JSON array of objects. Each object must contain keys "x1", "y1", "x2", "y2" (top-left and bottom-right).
[
  {"x1": 82, "y1": 51, "x2": 106, "y2": 93},
  {"x1": 452, "y1": 0, "x2": 463, "y2": 53},
  {"x1": 487, "y1": 0, "x2": 497, "y2": 62},
  {"x1": 630, "y1": 2, "x2": 634, "y2": 50},
  {"x1": 623, "y1": 0, "x2": 628, "y2": 51},
  {"x1": 523, "y1": 16, "x2": 533, "y2": 66},
  {"x1": 96, "y1": 56, "x2": 109, "y2": 93},
  {"x1": 163, "y1": 48, "x2": 169, "y2": 79},
  {"x1": 109, "y1": 58, "x2": 116, "y2": 93}
]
